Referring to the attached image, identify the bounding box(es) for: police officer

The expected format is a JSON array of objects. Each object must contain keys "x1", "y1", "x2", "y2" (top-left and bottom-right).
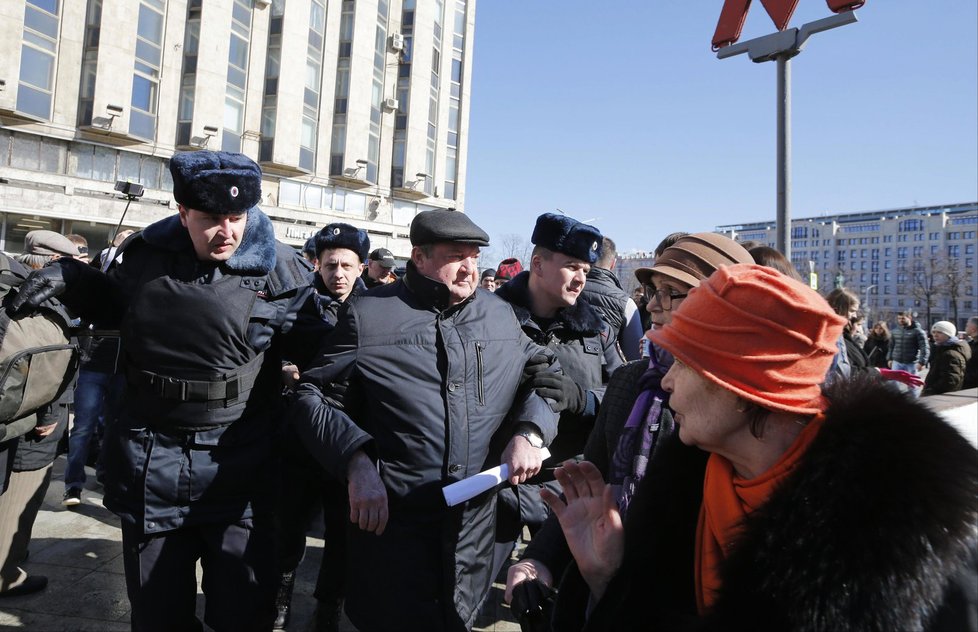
[
  {"x1": 289, "y1": 209, "x2": 559, "y2": 631},
  {"x1": 492, "y1": 213, "x2": 624, "y2": 581},
  {"x1": 12, "y1": 151, "x2": 324, "y2": 631},
  {"x1": 275, "y1": 222, "x2": 370, "y2": 632}
]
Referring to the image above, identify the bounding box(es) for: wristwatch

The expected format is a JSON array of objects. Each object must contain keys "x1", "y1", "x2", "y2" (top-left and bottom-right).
[{"x1": 516, "y1": 428, "x2": 544, "y2": 449}]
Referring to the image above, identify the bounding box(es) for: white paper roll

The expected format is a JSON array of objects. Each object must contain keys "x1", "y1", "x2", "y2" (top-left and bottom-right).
[{"x1": 441, "y1": 448, "x2": 552, "y2": 507}]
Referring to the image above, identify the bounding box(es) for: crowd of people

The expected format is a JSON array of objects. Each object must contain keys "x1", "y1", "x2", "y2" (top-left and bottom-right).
[{"x1": 0, "y1": 150, "x2": 975, "y2": 632}]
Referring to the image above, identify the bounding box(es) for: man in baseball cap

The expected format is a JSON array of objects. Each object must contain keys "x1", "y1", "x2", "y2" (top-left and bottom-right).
[{"x1": 362, "y1": 247, "x2": 398, "y2": 289}]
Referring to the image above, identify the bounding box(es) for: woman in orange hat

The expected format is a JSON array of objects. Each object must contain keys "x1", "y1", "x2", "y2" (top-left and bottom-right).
[
  {"x1": 543, "y1": 264, "x2": 977, "y2": 632},
  {"x1": 504, "y1": 232, "x2": 754, "y2": 621}
]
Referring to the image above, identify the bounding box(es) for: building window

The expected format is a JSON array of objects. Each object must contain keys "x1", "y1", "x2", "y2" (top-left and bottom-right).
[
  {"x1": 18, "y1": 0, "x2": 62, "y2": 120},
  {"x1": 298, "y1": 0, "x2": 326, "y2": 171},
  {"x1": 442, "y1": 0, "x2": 465, "y2": 200},
  {"x1": 223, "y1": 0, "x2": 252, "y2": 152},
  {"x1": 77, "y1": 0, "x2": 102, "y2": 127},
  {"x1": 365, "y1": 0, "x2": 390, "y2": 183},
  {"x1": 129, "y1": 0, "x2": 165, "y2": 140},
  {"x1": 330, "y1": 0, "x2": 355, "y2": 176},
  {"x1": 175, "y1": 1, "x2": 201, "y2": 147}
]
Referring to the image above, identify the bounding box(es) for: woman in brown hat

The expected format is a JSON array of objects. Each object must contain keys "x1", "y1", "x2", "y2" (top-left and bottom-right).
[{"x1": 504, "y1": 233, "x2": 754, "y2": 621}]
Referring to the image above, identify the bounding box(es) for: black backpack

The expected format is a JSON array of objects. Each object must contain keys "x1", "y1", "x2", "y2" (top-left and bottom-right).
[{"x1": 0, "y1": 255, "x2": 78, "y2": 440}]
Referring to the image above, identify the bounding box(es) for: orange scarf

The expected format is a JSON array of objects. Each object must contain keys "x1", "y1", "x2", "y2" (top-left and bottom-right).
[{"x1": 694, "y1": 415, "x2": 824, "y2": 613}]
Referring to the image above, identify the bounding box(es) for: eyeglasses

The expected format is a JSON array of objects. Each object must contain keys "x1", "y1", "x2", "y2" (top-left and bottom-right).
[{"x1": 642, "y1": 284, "x2": 688, "y2": 310}]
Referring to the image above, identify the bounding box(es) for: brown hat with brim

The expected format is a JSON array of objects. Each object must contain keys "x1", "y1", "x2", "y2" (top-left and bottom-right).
[{"x1": 634, "y1": 232, "x2": 752, "y2": 288}]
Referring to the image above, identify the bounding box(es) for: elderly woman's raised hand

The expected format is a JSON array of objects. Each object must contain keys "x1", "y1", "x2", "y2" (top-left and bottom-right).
[{"x1": 540, "y1": 461, "x2": 624, "y2": 601}]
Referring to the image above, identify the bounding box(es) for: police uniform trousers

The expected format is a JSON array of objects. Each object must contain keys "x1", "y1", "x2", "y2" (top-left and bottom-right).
[
  {"x1": 120, "y1": 515, "x2": 276, "y2": 632},
  {"x1": 274, "y1": 449, "x2": 347, "y2": 604}
]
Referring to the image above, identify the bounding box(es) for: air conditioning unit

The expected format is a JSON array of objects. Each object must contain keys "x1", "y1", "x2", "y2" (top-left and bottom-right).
[
  {"x1": 383, "y1": 97, "x2": 399, "y2": 111},
  {"x1": 390, "y1": 32, "x2": 404, "y2": 51}
]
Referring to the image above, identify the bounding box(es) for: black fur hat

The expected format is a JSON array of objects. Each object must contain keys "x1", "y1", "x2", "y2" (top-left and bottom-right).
[
  {"x1": 531, "y1": 213, "x2": 603, "y2": 264},
  {"x1": 314, "y1": 222, "x2": 370, "y2": 261},
  {"x1": 169, "y1": 151, "x2": 262, "y2": 214}
]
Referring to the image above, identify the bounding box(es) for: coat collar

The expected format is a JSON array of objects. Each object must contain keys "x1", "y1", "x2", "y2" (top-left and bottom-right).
[
  {"x1": 140, "y1": 207, "x2": 277, "y2": 275},
  {"x1": 402, "y1": 260, "x2": 473, "y2": 314},
  {"x1": 495, "y1": 270, "x2": 604, "y2": 335}
]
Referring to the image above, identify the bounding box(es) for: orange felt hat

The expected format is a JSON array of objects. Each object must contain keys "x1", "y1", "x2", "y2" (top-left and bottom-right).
[{"x1": 649, "y1": 263, "x2": 846, "y2": 415}]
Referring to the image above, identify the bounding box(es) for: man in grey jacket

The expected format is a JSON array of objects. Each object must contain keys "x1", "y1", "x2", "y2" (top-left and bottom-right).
[
  {"x1": 888, "y1": 310, "x2": 930, "y2": 397},
  {"x1": 289, "y1": 209, "x2": 558, "y2": 632}
]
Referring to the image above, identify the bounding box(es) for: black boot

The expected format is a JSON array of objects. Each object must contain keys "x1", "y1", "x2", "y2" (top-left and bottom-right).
[
  {"x1": 311, "y1": 597, "x2": 343, "y2": 632},
  {"x1": 272, "y1": 571, "x2": 296, "y2": 630}
]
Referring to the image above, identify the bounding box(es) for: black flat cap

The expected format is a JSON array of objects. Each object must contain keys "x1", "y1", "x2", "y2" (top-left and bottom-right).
[
  {"x1": 170, "y1": 150, "x2": 262, "y2": 215},
  {"x1": 410, "y1": 210, "x2": 489, "y2": 247},
  {"x1": 314, "y1": 222, "x2": 370, "y2": 261},
  {"x1": 531, "y1": 213, "x2": 603, "y2": 264}
]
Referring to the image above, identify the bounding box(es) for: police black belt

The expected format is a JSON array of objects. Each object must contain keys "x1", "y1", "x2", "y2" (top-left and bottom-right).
[{"x1": 127, "y1": 356, "x2": 262, "y2": 407}]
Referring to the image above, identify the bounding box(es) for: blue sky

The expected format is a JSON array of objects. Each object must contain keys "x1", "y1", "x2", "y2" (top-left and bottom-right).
[{"x1": 463, "y1": 1, "x2": 978, "y2": 255}]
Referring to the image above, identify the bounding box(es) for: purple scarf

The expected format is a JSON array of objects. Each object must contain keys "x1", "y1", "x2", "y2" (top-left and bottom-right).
[{"x1": 609, "y1": 344, "x2": 673, "y2": 518}]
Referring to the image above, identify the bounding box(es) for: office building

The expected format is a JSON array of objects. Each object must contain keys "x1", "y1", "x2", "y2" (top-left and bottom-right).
[
  {"x1": 0, "y1": 0, "x2": 475, "y2": 258},
  {"x1": 717, "y1": 201, "x2": 978, "y2": 328}
]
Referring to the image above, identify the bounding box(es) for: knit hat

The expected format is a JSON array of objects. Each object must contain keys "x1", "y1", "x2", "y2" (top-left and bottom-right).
[
  {"x1": 314, "y1": 222, "x2": 370, "y2": 261},
  {"x1": 169, "y1": 151, "x2": 262, "y2": 214},
  {"x1": 635, "y1": 233, "x2": 752, "y2": 288},
  {"x1": 932, "y1": 321, "x2": 956, "y2": 338},
  {"x1": 495, "y1": 258, "x2": 523, "y2": 281},
  {"x1": 480, "y1": 268, "x2": 496, "y2": 281},
  {"x1": 530, "y1": 213, "x2": 603, "y2": 264},
  {"x1": 649, "y1": 263, "x2": 846, "y2": 415}
]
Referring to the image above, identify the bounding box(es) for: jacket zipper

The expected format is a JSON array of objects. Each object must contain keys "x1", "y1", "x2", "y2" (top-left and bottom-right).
[{"x1": 475, "y1": 342, "x2": 485, "y2": 405}]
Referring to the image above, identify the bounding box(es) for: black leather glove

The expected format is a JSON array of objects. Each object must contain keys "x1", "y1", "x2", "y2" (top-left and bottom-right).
[
  {"x1": 10, "y1": 261, "x2": 76, "y2": 314},
  {"x1": 521, "y1": 353, "x2": 553, "y2": 383},
  {"x1": 511, "y1": 578, "x2": 556, "y2": 632},
  {"x1": 531, "y1": 370, "x2": 585, "y2": 414}
]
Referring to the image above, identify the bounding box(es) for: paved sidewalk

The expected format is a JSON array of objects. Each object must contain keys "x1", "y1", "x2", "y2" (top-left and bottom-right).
[{"x1": 0, "y1": 457, "x2": 521, "y2": 631}]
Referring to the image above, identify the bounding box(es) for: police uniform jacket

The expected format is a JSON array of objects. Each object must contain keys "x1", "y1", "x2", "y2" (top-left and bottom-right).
[
  {"x1": 56, "y1": 209, "x2": 321, "y2": 533},
  {"x1": 496, "y1": 271, "x2": 624, "y2": 470},
  {"x1": 289, "y1": 261, "x2": 559, "y2": 631}
]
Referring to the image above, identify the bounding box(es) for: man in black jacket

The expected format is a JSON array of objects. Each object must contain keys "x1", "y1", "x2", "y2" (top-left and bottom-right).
[
  {"x1": 12, "y1": 151, "x2": 325, "y2": 631},
  {"x1": 494, "y1": 214, "x2": 624, "y2": 579},
  {"x1": 581, "y1": 237, "x2": 644, "y2": 361},
  {"x1": 289, "y1": 209, "x2": 559, "y2": 632},
  {"x1": 275, "y1": 222, "x2": 371, "y2": 631}
]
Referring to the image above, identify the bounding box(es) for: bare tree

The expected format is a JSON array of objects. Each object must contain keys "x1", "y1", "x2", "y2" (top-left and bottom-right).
[
  {"x1": 909, "y1": 256, "x2": 944, "y2": 330},
  {"x1": 942, "y1": 255, "x2": 971, "y2": 328},
  {"x1": 497, "y1": 233, "x2": 532, "y2": 267}
]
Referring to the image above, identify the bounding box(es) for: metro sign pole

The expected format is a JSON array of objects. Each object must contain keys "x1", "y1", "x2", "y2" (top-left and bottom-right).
[{"x1": 712, "y1": 0, "x2": 865, "y2": 260}]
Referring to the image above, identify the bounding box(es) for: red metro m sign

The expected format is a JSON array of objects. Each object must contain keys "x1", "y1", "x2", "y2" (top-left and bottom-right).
[{"x1": 712, "y1": 0, "x2": 866, "y2": 50}]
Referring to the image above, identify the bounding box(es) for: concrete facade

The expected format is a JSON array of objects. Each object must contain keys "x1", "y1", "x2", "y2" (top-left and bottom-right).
[{"x1": 0, "y1": 0, "x2": 476, "y2": 259}]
